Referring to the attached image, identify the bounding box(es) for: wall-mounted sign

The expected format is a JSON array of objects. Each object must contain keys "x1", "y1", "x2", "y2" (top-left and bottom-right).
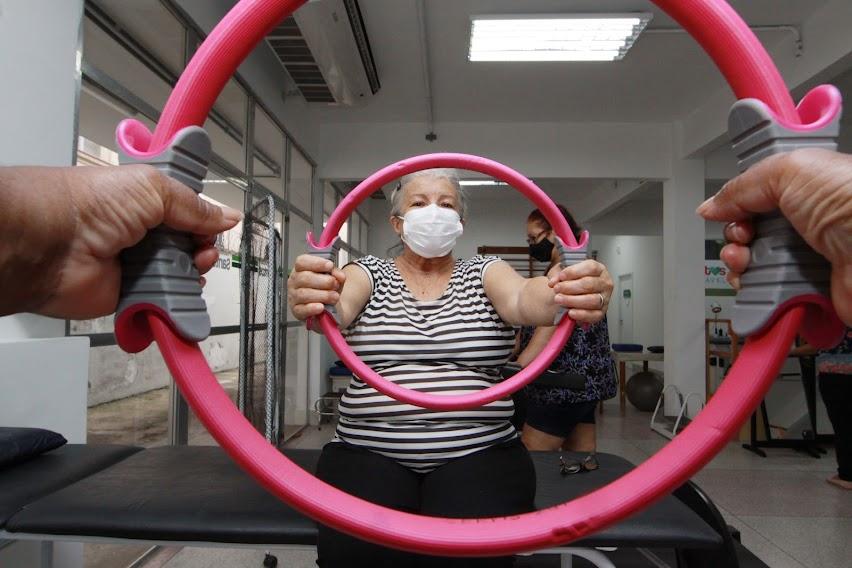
[{"x1": 705, "y1": 239, "x2": 734, "y2": 297}]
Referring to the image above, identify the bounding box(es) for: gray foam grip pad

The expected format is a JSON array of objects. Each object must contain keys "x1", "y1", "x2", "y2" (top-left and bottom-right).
[
  {"x1": 116, "y1": 126, "x2": 212, "y2": 342},
  {"x1": 727, "y1": 99, "x2": 840, "y2": 337},
  {"x1": 308, "y1": 243, "x2": 340, "y2": 322},
  {"x1": 553, "y1": 238, "x2": 588, "y2": 324}
]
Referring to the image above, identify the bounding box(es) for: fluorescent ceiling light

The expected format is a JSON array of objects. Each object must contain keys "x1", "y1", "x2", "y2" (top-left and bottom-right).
[
  {"x1": 459, "y1": 180, "x2": 507, "y2": 187},
  {"x1": 469, "y1": 13, "x2": 652, "y2": 62}
]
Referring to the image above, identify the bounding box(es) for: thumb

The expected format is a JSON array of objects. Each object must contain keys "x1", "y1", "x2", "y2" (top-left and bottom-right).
[
  {"x1": 160, "y1": 176, "x2": 242, "y2": 235},
  {"x1": 696, "y1": 154, "x2": 785, "y2": 222}
]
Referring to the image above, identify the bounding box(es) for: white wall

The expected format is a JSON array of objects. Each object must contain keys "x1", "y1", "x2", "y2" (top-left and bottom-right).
[
  {"x1": 592, "y1": 235, "x2": 665, "y2": 362},
  {"x1": 320, "y1": 121, "x2": 672, "y2": 181},
  {"x1": 0, "y1": 3, "x2": 86, "y2": 565},
  {"x1": 587, "y1": 200, "x2": 663, "y2": 237},
  {"x1": 0, "y1": 0, "x2": 83, "y2": 340}
]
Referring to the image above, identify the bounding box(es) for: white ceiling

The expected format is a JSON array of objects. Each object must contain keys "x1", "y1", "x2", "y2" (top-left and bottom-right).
[{"x1": 316, "y1": 0, "x2": 828, "y2": 124}]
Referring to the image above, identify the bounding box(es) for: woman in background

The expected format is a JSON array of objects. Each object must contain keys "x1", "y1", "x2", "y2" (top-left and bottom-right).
[
  {"x1": 818, "y1": 327, "x2": 852, "y2": 490},
  {"x1": 515, "y1": 205, "x2": 616, "y2": 454}
]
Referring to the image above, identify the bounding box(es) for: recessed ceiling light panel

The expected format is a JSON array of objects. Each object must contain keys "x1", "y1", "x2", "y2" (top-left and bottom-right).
[
  {"x1": 469, "y1": 13, "x2": 653, "y2": 62},
  {"x1": 459, "y1": 180, "x2": 507, "y2": 187}
]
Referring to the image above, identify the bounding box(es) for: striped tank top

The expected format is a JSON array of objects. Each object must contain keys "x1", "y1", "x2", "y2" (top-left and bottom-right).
[{"x1": 334, "y1": 255, "x2": 517, "y2": 473}]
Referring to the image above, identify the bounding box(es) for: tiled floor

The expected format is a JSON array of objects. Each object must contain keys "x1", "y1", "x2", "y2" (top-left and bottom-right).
[
  {"x1": 596, "y1": 404, "x2": 852, "y2": 568},
  {"x1": 83, "y1": 397, "x2": 850, "y2": 568}
]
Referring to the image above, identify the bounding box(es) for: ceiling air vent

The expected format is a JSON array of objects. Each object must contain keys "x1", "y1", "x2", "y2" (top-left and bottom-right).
[
  {"x1": 266, "y1": 16, "x2": 335, "y2": 103},
  {"x1": 266, "y1": 0, "x2": 380, "y2": 105}
]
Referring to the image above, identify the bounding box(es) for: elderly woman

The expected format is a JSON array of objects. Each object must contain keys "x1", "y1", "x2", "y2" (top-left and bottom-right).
[{"x1": 288, "y1": 169, "x2": 613, "y2": 568}]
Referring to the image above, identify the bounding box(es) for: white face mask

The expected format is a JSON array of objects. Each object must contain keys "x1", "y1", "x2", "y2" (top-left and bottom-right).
[{"x1": 398, "y1": 204, "x2": 463, "y2": 258}]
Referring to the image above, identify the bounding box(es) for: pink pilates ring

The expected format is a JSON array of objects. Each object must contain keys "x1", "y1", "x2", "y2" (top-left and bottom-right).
[
  {"x1": 113, "y1": 0, "x2": 843, "y2": 557},
  {"x1": 307, "y1": 152, "x2": 585, "y2": 410}
]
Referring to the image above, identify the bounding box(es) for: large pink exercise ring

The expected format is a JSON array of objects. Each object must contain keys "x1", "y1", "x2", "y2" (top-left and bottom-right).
[
  {"x1": 115, "y1": 0, "x2": 841, "y2": 557},
  {"x1": 308, "y1": 152, "x2": 584, "y2": 410}
]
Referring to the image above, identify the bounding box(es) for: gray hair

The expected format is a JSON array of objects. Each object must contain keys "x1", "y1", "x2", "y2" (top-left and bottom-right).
[{"x1": 389, "y1": 168, "x2": 468, "y2": 220}]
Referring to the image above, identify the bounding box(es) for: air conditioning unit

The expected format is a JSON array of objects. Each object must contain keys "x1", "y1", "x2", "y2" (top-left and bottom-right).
[{"x1": 292, "y1": 0, "x2": 380, "y2": 105}]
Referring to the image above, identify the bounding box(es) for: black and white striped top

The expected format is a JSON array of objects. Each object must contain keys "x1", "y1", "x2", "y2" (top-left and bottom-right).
[{"x1": 334, "y1": 255, "x2": 517, "y2": 473}]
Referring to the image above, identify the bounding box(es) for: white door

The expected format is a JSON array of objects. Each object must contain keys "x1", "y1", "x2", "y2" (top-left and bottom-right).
[{"x1": 618, "y1": 273, "x2": 634, "y2": 343}]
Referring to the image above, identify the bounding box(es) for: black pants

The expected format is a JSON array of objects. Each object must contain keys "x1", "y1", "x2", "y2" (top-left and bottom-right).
[
  {"x1": 819, "y1": 372, "x2": 852, "y2": 481},
  {"x1": 315, "y1": 438, "x2": 536, "y2": 568}
]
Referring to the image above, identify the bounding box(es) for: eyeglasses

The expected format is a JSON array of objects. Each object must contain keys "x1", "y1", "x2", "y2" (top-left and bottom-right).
[
  {"x1": 526, "y1": 229, "x2": 549, "y2": 245},
  {"x1": 559, "y1": 453, "x2": 599, "y2": 476}
]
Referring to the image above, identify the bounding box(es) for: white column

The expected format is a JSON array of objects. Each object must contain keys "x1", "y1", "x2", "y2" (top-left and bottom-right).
[
  {"x1": 663, "y1": 157, "x2": 706, "y2": 416},
  {"x1": 0, "y1": 0, "x2": 84, "y2": 340},
  {"x1": 0, "y1": 3, "x2": 85, "y2": 566}
]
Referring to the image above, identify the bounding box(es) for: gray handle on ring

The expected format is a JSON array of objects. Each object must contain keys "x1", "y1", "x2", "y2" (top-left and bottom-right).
[
  {"x1": 307, "y1": 239, "x2": 341, "y2": 324},
  {"x1": 115, "y1": 126, "x2": 212, "y2": 342},
  {"x1": 552, "y1": 236, "x2": 588, "y2": 325},
  {"x1": 727, "y1": 99, "x2": 840, "y2": 338}
]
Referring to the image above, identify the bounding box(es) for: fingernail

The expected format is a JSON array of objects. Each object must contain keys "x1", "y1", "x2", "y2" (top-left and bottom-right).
[
  {"x1": 725, "y1": 221, "x2": 742, "y2": 241},
  {"x1": 696, "y1": 195, "x2": 714, "y2": 215},
  {"x1": 224, "y1": 207, "x2": 243, "y2": 222}
]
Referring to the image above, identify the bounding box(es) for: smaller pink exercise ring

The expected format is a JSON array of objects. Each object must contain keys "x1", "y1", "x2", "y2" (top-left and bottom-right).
[{"x1": 308, "y1": 153, "x2": 586, "y2": 411}]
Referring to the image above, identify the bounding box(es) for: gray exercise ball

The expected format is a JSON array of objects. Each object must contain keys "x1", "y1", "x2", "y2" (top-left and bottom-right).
[{"x1": 625, "y1": 371, "x2": 663, "y2": 412}]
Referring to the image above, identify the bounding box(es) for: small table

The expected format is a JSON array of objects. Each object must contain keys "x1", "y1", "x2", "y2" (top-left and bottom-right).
[{"x1": 611, "y1": 350, "x2": 664, "y2": 413}]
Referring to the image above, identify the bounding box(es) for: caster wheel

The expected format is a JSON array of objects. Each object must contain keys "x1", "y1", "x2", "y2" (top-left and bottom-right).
[{"x1": 263, "y1": 553, "x2": 278, "y2": 567}]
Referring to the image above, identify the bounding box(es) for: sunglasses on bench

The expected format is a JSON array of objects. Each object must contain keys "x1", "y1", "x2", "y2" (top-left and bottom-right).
[{"x1": 559, "y1": 453, "x2": 599, "y2": 476}]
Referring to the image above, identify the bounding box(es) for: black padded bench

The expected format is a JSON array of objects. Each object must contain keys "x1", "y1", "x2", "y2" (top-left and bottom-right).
[
  {"x1": 0, "y1": 446, "x2": 737, "y2": 567},
  {"x1": 0, "y1": 444, "x2": 141, "y2": 532},
  {"x1": 1, "y1": 446, "x2": 753, "y2": 567}
]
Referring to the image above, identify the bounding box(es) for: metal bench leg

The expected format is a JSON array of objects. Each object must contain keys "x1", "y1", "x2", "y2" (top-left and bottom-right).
[
  {"x1": 560, "y1": 549, "x2": 616, "y2": 568},
  {"x1": 40, "y1": 541, "x2": 54, "y2": 568}
]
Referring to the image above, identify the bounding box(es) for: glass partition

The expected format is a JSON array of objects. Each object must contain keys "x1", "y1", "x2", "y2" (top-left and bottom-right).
[
  {"x1": 360, "y1": 216, "x2": 370, "y2": 254},
  {"x1": 289, "y1": 146, "x2": 313, "y2": 215},
  {"x1": 350, "y1": 214, "x2": 361, "y2": 254},
  {"x1": 323, "y1": 182, "x2": 337, "y2": 216},
  {"x1": 93, "y1": 0, "x2": 186, "y2": 75},
  {"x1": 284, "y1": 325, "x2": 310, "y2": 438},
  {"x1": 287, "y1": 215, "x2": 312, "y2": 322},
  {"x1": 83, "y1": 18, "x2": 172, "y2": 112},
  {"x1": 253, "y1": 107, "x2": 285, "y2": 196}
]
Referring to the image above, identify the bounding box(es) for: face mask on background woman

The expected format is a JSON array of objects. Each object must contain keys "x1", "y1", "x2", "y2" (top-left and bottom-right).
[
  {"x1": 529, "y1": 236, "x2": 554, "y2": 262},
  {"x1": 399, "y1": 204, "x2": 463, "y2": 258}
]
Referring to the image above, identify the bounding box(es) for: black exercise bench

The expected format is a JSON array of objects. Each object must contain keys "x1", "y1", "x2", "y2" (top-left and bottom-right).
[{"x1": 1, "y1": 445, "x2": 753, "y2": 567}]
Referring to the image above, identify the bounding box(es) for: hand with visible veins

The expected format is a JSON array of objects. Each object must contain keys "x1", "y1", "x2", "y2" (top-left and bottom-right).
[
  {"x1": 0, "y1": 165, "x2": 242, "y2": 319},
  {"x1": 697, "y1": 149, "x2": 852, "y2": 326}
]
